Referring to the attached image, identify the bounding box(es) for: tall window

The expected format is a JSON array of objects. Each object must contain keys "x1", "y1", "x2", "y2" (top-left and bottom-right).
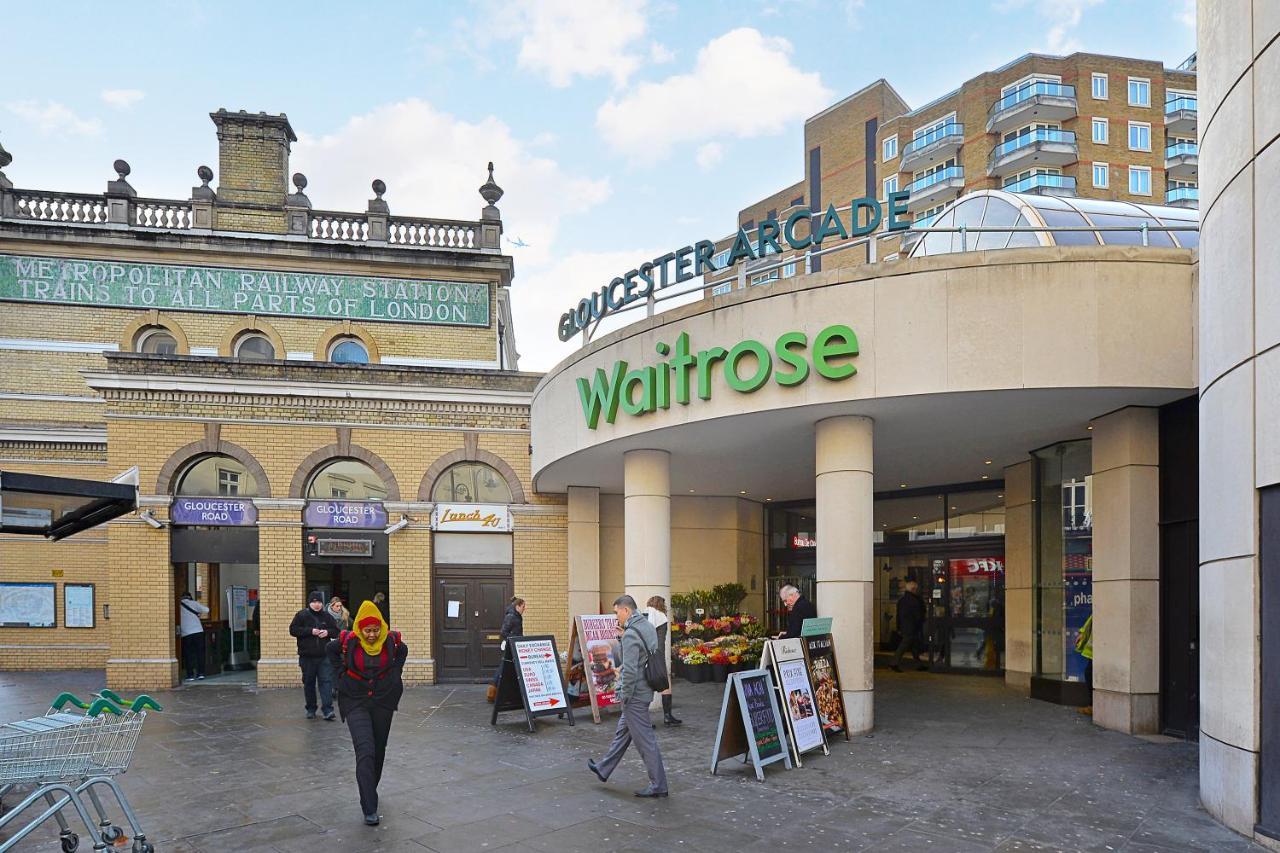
[
  {"x1": 882, "y1": 135, "x2": 898, "y2": 162},
  {"x1": 1092, "y1": 163, "x2": 1109, "y2": 188},
  {"x1": 175, "y1": 455, "x2": 261, "y2": 498},
  {"x1": 1127, "y1": 77, "x2": 1150, "y2": 107},
  {"x1": 1128, "y1": 121, "x2": 1151, "y2": 151},
  {"x1": 882, "y1": 175, "x2": 898, "y2": 198},
  {"x1": 432, "y1": 462, "x2": 513, "y2": 504},
  {"x1": 307, "y1": 459, "x2": 388, "y2": 501},
  {"x1": 1034, "y1": 440, "x2": 1093, "y2": 687},
  {"x1": 1129, "y1": 165, "x2": 1152, "y2": 195},
  {"x1": 1091, "y1": 117, "x2": 1109, "y2": 144},
  {"x1": 1091, "y1": 73, "x2": 1108, "y2": 100}
]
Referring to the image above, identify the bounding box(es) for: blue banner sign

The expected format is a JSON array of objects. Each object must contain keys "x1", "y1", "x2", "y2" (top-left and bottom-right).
[
  {"x1": 171, "y1": 497, "x2": 258, "y2": 527},
  {"x1": 303, "y1": 500, "x2": 387, "y2": 529}
]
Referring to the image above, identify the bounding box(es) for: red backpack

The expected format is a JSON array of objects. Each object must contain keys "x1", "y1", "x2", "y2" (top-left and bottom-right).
[{"x1": 339, "y1": 629, "x2": 402, "y2": 695}]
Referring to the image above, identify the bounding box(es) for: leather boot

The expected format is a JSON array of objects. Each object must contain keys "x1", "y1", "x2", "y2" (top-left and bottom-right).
[
  {"x1": 662, "y1": 693, "x2": 682, "y2": 726},
  {"x1": 486, "y1": 684, "x2": 496, "y2": 703}
]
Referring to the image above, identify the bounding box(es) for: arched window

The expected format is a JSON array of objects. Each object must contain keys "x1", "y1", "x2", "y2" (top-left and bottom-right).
[
  {"x1": 431, "y1": 462, "x2": 512, "y2": 504},
  {"x1": 234, "y1": 333, "x2": 276, "y2": 361},
  {"x1": 307, "y1": 459, "x2": 388, "y2": 501},
  {"x1": 329, "y1": 338, "x2": 369, "y2": 364},
  {"x1": 135, "y1": 326, "x2": 178, "y2": 355},
  {"x1": 176, "y1": 454, "x2": 261, "y2": 497}
]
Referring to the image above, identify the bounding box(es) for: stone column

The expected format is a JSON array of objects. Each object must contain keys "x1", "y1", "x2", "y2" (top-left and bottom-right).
[
  {"x1": 388, "y1": 508, "x2": 432, "y2": 684},
  {"x1": 106, "y1": 504, "x2": 176, "y2": 690},
  {"x1": 1090, "y1": 407, "x2": 1160, "y2": 734},
  {"x1": 254, "y1": 500, "x2": 306, "y2": 688},
  {"x1": 1003, "y1": 460, "x2": 1035, "y2": 693},
  {"x1": 815, "y1": 416, "x2": 874, "y2": 734},
  {"x1": 623, "y1": 450, "x2": 670, "y2": 609},
  {"x1": 568, "y1": 486, "x2": 602, "y2": 617}
]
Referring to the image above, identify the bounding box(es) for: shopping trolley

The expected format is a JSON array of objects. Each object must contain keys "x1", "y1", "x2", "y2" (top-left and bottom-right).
[{"x1": 0, "y1": 691, "x2": 161, "y2": 852}]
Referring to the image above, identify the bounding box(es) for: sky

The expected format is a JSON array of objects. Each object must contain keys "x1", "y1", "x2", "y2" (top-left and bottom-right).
[{"x1": 2, "y1": 0, "x2": 1196, "y2": 371}]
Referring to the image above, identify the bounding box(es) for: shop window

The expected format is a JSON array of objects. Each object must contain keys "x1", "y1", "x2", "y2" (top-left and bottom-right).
[
  {"x1": 431, "y1": 462, "x2": 513, "y2": 504},
  {"x1": 1033, "y1": 440, "x2": 1093, "y2": 686},
  {"x1": 307, "y1": 459, "x2": 388, "y2": 501},
  {"x1": 329, "y1": 337, "x2": 369, "y2": 364},
  {"x1": 176, "y1": 455, "x2": 261, "y2": 497},
  {"x1": 946, "y1": 489, "x2": 1006, "y2": 538},
  {"x1": 135, "y1": 327, "x2": 178, "y2": 355},
  {"x1": 234, "y1": 333, "x2": 276, "y2": 361}
]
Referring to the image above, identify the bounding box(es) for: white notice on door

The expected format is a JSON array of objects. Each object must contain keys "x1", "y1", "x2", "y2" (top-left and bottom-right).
[{"x1": 447, "y1": 600, "x2": 461, "y2": 618}]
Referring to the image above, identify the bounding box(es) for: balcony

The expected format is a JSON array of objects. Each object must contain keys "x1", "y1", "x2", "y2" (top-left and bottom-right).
[
  {"x1": 1165, "y1": 97, "x2": 1198, "y2": 134},
  {"x1": 987, "y1": 128, "x2": 1078, "y2": 178},
  {"x1": 1165, "y1": 141, "x2": 1199, "y2": 179},
  {"x1": 906, "y1": 166, "x2": 965, "y2": 211},
  {"x1": 1165, "y1": 186, "x2": 1199, "y2": 208},
  {"x1": 1001, "y1": 173, "x2": 1077, "y2": 197},
  {"x1": 899, "y1": 123, "x2": 965, "y2": 173},
  {"x1": 986, "y1": 82, "x2": 1077, "y2": 133}
]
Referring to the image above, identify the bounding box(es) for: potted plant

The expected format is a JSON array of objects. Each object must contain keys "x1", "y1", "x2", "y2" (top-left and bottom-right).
[
  {"x1": 709, "y1": 649, "x2": 732, "y2": 682},
  {"x1": 682, "y1": 650, "x2": 709, "y2": 683}
]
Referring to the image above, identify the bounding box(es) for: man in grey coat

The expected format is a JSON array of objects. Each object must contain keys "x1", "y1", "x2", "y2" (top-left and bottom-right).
[{"x1": 587, "y1": 595, "x2": 669, "y2": 797}]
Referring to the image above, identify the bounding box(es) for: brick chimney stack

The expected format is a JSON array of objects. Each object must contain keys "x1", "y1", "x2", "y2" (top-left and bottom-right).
[{"x1": 209, "y1": 109, "x2": 297, "y2": 234}]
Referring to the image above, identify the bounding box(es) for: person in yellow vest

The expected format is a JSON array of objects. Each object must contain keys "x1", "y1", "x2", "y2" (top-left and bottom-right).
[{"x1": 1075, "y1": 614, "x2": 1094, "y2": 716}]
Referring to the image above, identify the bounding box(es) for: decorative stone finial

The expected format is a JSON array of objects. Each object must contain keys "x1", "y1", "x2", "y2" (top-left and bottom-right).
[
  {"x1": 285, "y1": 172, "x2": 311, "y2": 210},
  {"x1": 197, "y1": 165, "x2": 213, "y2": 186},
  {"x1": 107, "y1": 158, "x2": 135, "y2": 197},
  {"x1": 292, "y1": 172, "x2": 307, "y2": 192},
  {"x1": 479, "y1": 162, "x2": 503, "y2": 206},
  {"x1": 113, "y1": 159, "x2": 131, "y2": 180},
  {"x1": 372, "y1": 179, "x2": 386, "y2": 199},
  {"x1": 367, "y1": 179, "x2": 389, "y2": 216},
  {"x1": 0, "y1": 139, "x2": 11, "y2": 170},
  {"x1": 191, "y1": 165, "x2": 216, "y2": 202}
]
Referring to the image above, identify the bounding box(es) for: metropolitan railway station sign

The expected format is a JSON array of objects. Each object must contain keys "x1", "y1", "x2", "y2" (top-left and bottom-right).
[{"x1": 0, "y1": 254, "x2": 490, "y2": 327}]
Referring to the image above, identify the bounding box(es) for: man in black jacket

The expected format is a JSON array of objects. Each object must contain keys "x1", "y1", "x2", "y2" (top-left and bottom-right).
[
  {"x1": 776, "y1": 584, "x2": 818, "y2": 639},
  {"x1": 290, "y1": 590, "x2": 339, "y2": 720},
  {"x1": 891, "y1": 579, "x2": 929, "y2": 672}
]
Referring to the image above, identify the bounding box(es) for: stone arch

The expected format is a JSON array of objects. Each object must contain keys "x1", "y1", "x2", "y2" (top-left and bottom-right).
[
  {"x1": 290, "y1": 444, "x2": 401, "y2": 501},
  {"x1": 120, "y1": 310, "x2": 191, "y2": 355},
  {"x1": 156, "y1": 432, "x2": 272, "y2": 497},
  {"x1": 315, "y1": 320, "x2": 381, "y2": 363},
  {"x1": 218, "y1": 315, "x2": 287, "y2": 359},
  {"x1": 419, "y1": 445, "x2": 527, "y2": 504}
]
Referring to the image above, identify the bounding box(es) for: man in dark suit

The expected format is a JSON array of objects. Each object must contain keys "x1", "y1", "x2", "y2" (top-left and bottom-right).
[
  {"x1": 776, "y1": 584, "x2": 818, "y2": 639},
  {"x1": 891, "y1": 579, "x2": 929, "y2": 672}
]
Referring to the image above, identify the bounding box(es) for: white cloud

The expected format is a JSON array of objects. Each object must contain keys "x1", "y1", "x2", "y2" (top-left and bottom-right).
[
  {"x1": 695, "y1": 141, "x2": 724, "y2": 171},
  {"x1": 292, "y1": 99, "x2": 609, "y2": 271},
  {"x1": 100, "y1": 89, "x2": 145, "y2": 109},
  {"x1": 842, "y1": 0, "x2": 865, "y2": 28},
  {"x1": 649, "y1": 42, "x2": 675, "y2": 64},
  {"x1": 1175, "y1": 0, "x2": 1195, "y2": 30},
  {"x1": 994, "y1": 0, "x2": 1102, "y2": 54},
  {"x1": 5, "y1": 100, "x2": 101, "y2": 136},
  {"x1": 502, "y1": 0, "x2": 650, "y2": 88},
  {"x1": 597, "y1": 28, "x2": 832, "y2": 164}
]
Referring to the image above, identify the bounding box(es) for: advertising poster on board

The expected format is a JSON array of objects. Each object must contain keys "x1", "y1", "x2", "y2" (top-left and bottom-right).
[
  {"x1": 777, "y1": 658, "x2": 825, "y2": 754},
  {"x1": 567, "y1": 614, "x2": 623, "y2": 722},
  {"x1": 804, "y1": 634, "x2": 846, "y2": 735}
]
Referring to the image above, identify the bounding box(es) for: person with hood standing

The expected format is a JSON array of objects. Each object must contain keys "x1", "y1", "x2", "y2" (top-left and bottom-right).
[
  {"x1": 644, "y1": 596, "x2": 681, "y2": 726},
  {"x1": 328, "y1": 600, "x2": 407, "y2": 826},
  {"x1": 587, "y1": 595, "x2": 669, "y2": 798},
  {"x1": 289, "y1": 590, "x2": 340, "y2": 720},
  {"x1": 487, "y1": 596, "x2": 525, "y2": 703}
]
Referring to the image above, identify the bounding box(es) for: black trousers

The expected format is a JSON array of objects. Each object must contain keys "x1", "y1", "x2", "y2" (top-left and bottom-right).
[
  {"x1": 345, "y1": 704, "x2": 395, "y2": 816},
  {"x1": 892, "y1": 630, "x2": 924, "y2": 667},
  {"x1": 181, "y1": 632, "x2": 206, "y2": 678},
  {"x1": 299, "y1": 656, "x2": 334, "y2": 715}
]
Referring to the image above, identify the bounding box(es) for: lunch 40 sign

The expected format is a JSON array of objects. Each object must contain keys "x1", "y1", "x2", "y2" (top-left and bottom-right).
[
  {"x1": 0, "y1": 254, "x2": 489, "y2": 326},
  {"x1": 578, "y1": 324, "x2": 858, "y2": 429}
]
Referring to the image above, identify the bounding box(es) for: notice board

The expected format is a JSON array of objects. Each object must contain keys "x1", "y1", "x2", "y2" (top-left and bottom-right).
[
  {"x1": 491, "y1": 634, "x2": 575, "y2": 732},
  {"x1": 710, "y1": 669, "x2": 792, "y2": 781}
]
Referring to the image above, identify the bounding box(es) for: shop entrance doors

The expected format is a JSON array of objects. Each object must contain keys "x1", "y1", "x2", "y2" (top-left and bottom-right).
[{"x1": 434, "y1": 569, "x2": 512, "y2": 682}]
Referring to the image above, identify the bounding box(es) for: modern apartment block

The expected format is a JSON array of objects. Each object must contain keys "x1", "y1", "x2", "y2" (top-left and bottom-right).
[{"x1": 707, "y1": 51, "x2": 1198, "y2": 293}]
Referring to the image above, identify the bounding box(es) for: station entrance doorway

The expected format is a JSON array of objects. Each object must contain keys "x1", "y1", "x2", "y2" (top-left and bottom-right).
[
  {"x1": 171, "y1": 524, "x2": 260, "y2": 680},
  {"x1": 303, "y1": 530, "x2": 390, "y2": 622}
]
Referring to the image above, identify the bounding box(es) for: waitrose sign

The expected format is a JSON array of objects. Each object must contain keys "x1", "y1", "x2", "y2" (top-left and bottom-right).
[{"x1": 577, "y1": 324, "x2": 859, "y2": 429}]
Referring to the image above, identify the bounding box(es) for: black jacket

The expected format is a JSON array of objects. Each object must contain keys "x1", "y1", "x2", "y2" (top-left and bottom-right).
[
  {"x1": 327, "y1": 631, "x2": 407, "y2": 718},
  {"x1": 498, "y1": 606, "x2": 524, "y2": 642},
  {"x1": 897, "y1": 590, "x2": 926, "y2": 636},
  {"x1": 289, "y1": 606, "x2": 340, "y2": 658},
  {"x1": 785, "y1": 595, "x2": 818, "y2": 639}
]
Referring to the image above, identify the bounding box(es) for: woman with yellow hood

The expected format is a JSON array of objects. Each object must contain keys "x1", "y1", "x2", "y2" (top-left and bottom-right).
[{"x1": 326, "y1": 600, "x2": 408, "y2": 826}]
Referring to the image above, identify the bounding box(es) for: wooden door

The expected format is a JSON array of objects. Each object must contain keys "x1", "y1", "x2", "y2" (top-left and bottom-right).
[{"x1": 434, "y1": 570, "x2": 512, "y2": 682}]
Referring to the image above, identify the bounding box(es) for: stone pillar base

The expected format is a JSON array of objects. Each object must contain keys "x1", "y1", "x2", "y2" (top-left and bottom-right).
[
  {"x1": 1093, "y1": 688, "x2": 1159, "y2": 734},
  {"x1": 1200, "y1": 731, "x2": 1258, "y2": 836},
  {"x1": 106, "y1": 659, "x2": 178, "y2": 691},
  {"x1": 1004, "y1": 669, "x2": 1032, "y2": 694},
  {"x1": 843, "y1": 689, "x2": 874, "y2": 735}
]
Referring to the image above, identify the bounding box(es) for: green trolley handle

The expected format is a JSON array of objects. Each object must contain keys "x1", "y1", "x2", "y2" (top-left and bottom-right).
[{"x1": 96, "y1": 689, "x2": 163, "y2": 712}]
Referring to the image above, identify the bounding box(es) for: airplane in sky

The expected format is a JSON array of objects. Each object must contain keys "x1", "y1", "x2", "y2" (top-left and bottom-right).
[{"x1": 506, "y1": 236, "x2": 530, "y2": 248}]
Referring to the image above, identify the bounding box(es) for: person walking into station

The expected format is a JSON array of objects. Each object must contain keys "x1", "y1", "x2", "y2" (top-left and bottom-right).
[
  {"x1": 290, "y1": 590, "x2": 339, "y2": 720},
  {"x1": 487, "y1": 596, "x2": 525, "y2": 703},
  {"x1": 644, "y1": 595, "x2": 681, "y2": 726},
  {"x1": 587, "y1": 595, "x2": 669, "y2": 798},
  {"x1": 327, "y1": 595, "x2": 351, "y2": 632},
  {"x1": 328, "y1": 600, "x2": 407, "y2": 826},
  {"x1": 891, "y1": 579, "x2": 929, "y2": 672},
  {"x1": 775, "y1": 584, "x2": 817, "y2": 639},
  {"x1": 178, "y1": 592, "x2": 209, "y2": 682}
]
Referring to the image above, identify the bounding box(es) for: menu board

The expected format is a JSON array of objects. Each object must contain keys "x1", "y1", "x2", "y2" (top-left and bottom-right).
[
  {"x1": 567, "y1": 614, "x2": 623, "y2": 723},
  {"x1": 804, "y1": 633, "x2": 849, "y2": 738},
  {"x1": 491, "y1": 634, "x2": 575, "y2": 732},
  {"x1": 777, "y1": 658, "x2": 825, "y2": 754},
  {"x1": 0, "y1": 583, "x2": 56, "y2": 628},
  {"x1": 63, "y1": 584, "x2": 95, "y2": 629},
  {"x1": 711, "y1": 669, "x2": 792, "y2": 781}
]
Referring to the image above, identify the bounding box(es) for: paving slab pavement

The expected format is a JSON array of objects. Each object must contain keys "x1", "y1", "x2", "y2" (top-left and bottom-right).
[{"x1": 0, "y1": 668, "x2": 1259, "y2": 852}]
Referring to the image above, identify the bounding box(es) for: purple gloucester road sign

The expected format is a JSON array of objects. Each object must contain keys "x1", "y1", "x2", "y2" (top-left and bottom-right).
[
  {"x1": 171, "y1": 497, "x2": 258, "y2": 527},
  {"x1": 303, "y1": 500, "x2": 387, "y2": 529}
]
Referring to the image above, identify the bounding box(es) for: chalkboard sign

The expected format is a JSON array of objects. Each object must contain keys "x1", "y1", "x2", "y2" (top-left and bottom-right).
[
  {"x1": 490, "y1": 634, "x2": 575, "y2": 732},
  {"x1": 710, "y1": 669, "x2": 792, "y2": 781}
]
